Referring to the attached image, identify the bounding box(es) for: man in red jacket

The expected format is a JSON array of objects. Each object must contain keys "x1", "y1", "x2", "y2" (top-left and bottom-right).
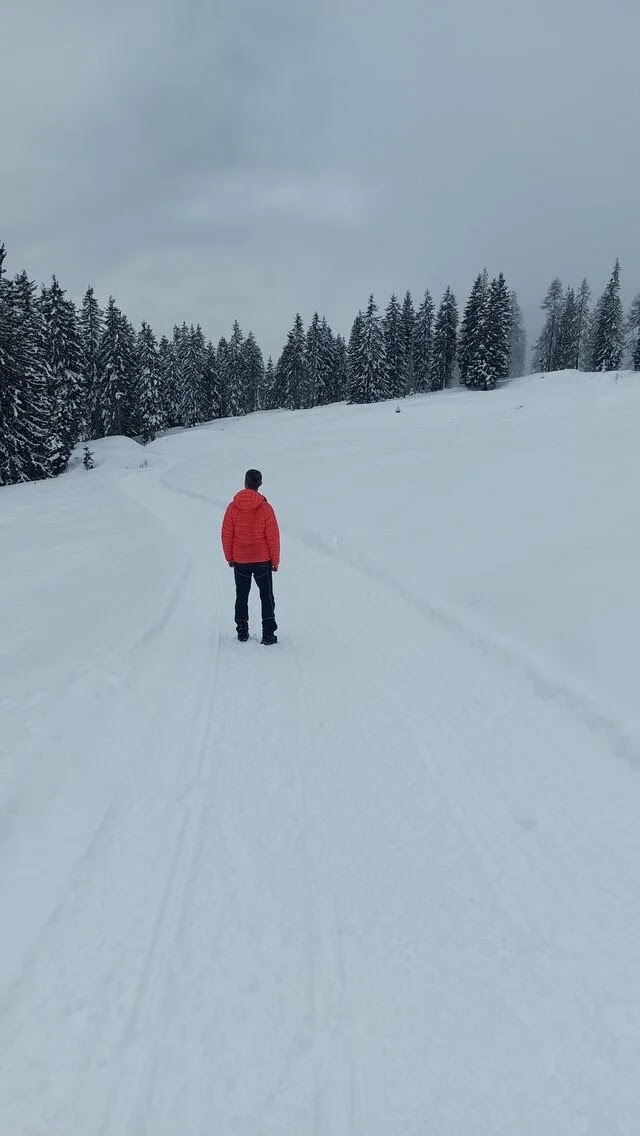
[{"x1": 221, "y1": 469, "x2": 281, "y2": 644}]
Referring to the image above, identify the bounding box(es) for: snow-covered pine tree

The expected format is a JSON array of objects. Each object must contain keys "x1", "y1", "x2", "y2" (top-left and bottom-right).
[
  {"x1": 626, "y1": 293, "x2": 640, "y2": 370},
  {"x1": 0, "y1": 249, "x2": 19, "y2": 482},
  {"x1": 458, "y1": 270, "x2": 490, "y2": 388},
  {"x1": 177, "y1": 325, "x2": 198, "y2": 428},
  {"x1": 532, "y1": 278, "x2": 564, "y2": 372},
  {"x1": 347, "y1": 312, "x2": 364, "y2": 404},
  {"x1": 95, "y1": 297, "x2": 134, "y2": 437},
  {"x1": 508, "y1": 290, "x2": 527, "y2": 378},
  {"x1": 272, "y1": 314, "x2": 306, "y2": 410},
  {"x1": 557, "y1": 287, "x2": 579, "y2": 370},
  {"x1": 575, "y1": 278, "x2": 591, "y2": 370},
  {"x1": 431, "y1": 287, "x2": 459, "y2": 390},
  {"x1": 591, "y1": 260, "x2": 624, "y2": 372},
  {"x1": 402, "y1": 291, "x2": 415, "y2": 393},
  {"x1": 332, "y1": 333, "x2": 348, "y2": 402},
  {"x1": 204, "y1": 340, "x2": 222, "y2": 418},
  {"x1": 262, "y1": 356, "x2": 275, "y2": 410},
  {"x1": 304, "y1": 312, "x2": 323, "y2": 408},
  {"x1": 216, "y1": 337, "x2": 228, "y2": 417},
  {"x1": 178, "y1": 324, "x2": 210, "y2": 427},
  {"x1": 242, "y1": 331, "x2": 265, "y2": 415},
  {"x1": 79, "y1": 286, "x2": 103, "y2": 439},
  {"x1": 168, "y1": 324, "x2": 187, "y2": 425},
  {"x1": 584, "y1": 298, "x2": 602, "y2": 373},
  {"x1": 633, "y1": 323, "x2": 640, "y2": 371},
  {"x1": 158, "y1": 335, "x2": 177, "y2": 426},
  {"x1": 119, "y1": 313, "x2": 138, "y2": 434},
  {"x1": 193, "y1": 325, "x2": 210, "y2": 420},
  {"x1": 486, "y1": 273, "x2": 511, "y2": 385},
  {"x1": 316, "y1": 317, "x2": 336, "y2": 406},
  {"x1": 223, "y1": 321, "x2": 247, "y2": 417},
  {"x1": 0, "y1": 263, "x2": 52, "y2": 485},
  {"x1": 135, "y1": 322, "x2": 163, "y2": 443},
  {"x1": 412, "y1": 290, "x2": 434, "y2": 392},
  {"x1": 40, "y1": 276, "x2": 84, "y2": 473},
  {"x1": 383, "y1": 294, "x2": 406, "y2": 400},
  {"x1": 468, "y1": 310, "x2": 494, "y2": 389},
  {"x1": 350, "y1": 295, "x2": 388, "y2": 404}
]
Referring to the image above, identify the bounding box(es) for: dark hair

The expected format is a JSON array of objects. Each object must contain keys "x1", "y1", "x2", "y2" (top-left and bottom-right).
[{"x1": 245, "y1": 468, "x2": 262, "y2": 490}]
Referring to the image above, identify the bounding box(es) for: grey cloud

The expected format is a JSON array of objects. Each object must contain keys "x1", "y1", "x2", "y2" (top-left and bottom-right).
[{"x1": 2, "y1": 0, "x2": 639, "y2": 360}]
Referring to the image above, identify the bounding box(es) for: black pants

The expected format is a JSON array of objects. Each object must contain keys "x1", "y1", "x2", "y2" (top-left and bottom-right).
[{"x1": 234, "y1": 562, "x2": 277, "y2": 634}]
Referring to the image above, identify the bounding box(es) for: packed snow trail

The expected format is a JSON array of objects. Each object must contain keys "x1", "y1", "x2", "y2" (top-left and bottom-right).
[{"x1": 1, "y1": 373, "x2": 640, "y2": 1134}]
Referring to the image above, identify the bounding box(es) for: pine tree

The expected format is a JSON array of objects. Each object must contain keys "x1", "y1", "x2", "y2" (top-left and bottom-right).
[
  {"x1": 158, "y1": 335, "x2": 178, "y2": 425},
  {"x1": 412, "y1": 291, "x2": 434, "y2": 392},
  {"x1": 177, "y1": 325, "x2": 198, "y2": 428},
  {"x1": 263, "y1": 356, "x2": 275, "y2": 410},
  {"x1": 204, "y1": 340, "x2": 222, "y2": 419},
  {"x1": 315, "y1": 318, "x2": 334, "y2": 406},
  {"x1": 242, "y1": 331, "x2": 265, "y2": 415},
  {"x1": 40, "y1": 276, "x2": 84, "y2": 472},
  {"x1": 575, "y1": 279, "x2": 591, "y2": 370},
  {"x1": 508, "y1": 290, "x2": 527, "y2": 378},
  {"x1": 178, "y1": 324, "x2": 210, "y2": 427},
  {"x1": 136, "y1": 322, "x2": 163, "y2": 443},
  {"x1": 304, "y1": 312, "x2": 323, "y2": 408},
  {"x1": 169, "y1": 324, "x2": 186, "y2": 425},
  {"x1": 557, "y1": 286, "x2": 579, "y2": 370},
  {"x1": 584, "y1": 299, "x2": 602, "y2": 373},
  {"x1": 217, "y1": 337, "x2": 229, "y2": 417},
  {"x1": 468, "y1": 312, "x2": 493, "y2": 389},
  {"x1": 349, "y1": 295, "x2": 388, "y2": 404},
  {"x1": 486, "y1": 273, "x2": 511, "y2": 385},
  {"x1": 532, "y1": 278, "x2": 564, "y2": 372},
  {"x1": 119, "y1": 313, "x2": 138, "y2": 434},
  {"x1": 95, "y1": 298, "x2": 134, "y2": 437},
  {"x1": 272, "y1": 314, "x2": 306, "y2": 410},
  {"x1": 193, "y1": 325, "x2": 210, "y2": 420},
  {"x1": 332, "y1": 334, "x2": 348, "y2": 402},
  {"x1": 347, "y1": 312, "x2": 364, "y2": 403},
  {"x1": 402, "y1": 291, "x2": 415, "y2": 393},
  {"x1": 223, "y1": 321, "x2": 247, "y2": 417},
  {"x1": 431, "y1": 287, "x2": 459, "y2": 391},
  {"x1": 79, "y1": 287, "x2": 103, "y2": 439},
  {"x1": 383, "y1": 294, "x2": 406, "y2": 399},
  {"x1": 458, "y1": 270, "x2": 490, "y2": 388},
  {"x1": 626, "y1": 293, "x2": 640, "y2": 370},
  {"x1": 0, "y1": 264, "x2": 52, "y2": 485},
  {"x1": 591, "y1": 260, "x2": 624, "y2": 372}
]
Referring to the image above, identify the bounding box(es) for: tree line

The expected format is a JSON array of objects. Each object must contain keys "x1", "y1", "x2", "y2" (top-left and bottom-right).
[
  {"x1": 533, "y1": 260, "x2": 640, "y2": 375},
  {"x1": 1, "y1": 238, "x2": 638, "y2": 489}
]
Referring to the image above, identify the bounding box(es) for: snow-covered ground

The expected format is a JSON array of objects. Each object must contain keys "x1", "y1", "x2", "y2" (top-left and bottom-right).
[{"x1": 1, "y1": 369, "x2": 640, "y2": 1135}]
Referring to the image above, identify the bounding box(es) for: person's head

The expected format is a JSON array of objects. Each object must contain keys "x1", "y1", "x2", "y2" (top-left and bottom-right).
[{"x1": 244, "y1": 468, "x2": 262, "y2": 491}]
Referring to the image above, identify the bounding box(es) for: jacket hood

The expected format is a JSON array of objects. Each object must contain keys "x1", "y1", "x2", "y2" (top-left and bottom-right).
[{"x1": 232, "y1": 488, "x2": 265, "y2": 511}]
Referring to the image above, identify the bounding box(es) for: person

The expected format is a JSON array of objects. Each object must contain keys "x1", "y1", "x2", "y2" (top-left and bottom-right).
[{"x1": 221, "y1": 469, "x2": 281, "y2": 644}]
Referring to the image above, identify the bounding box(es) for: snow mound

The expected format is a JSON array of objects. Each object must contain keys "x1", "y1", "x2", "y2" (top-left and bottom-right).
[{"x1": 69, "y1": 434, "x2": 153, "y2": 473}]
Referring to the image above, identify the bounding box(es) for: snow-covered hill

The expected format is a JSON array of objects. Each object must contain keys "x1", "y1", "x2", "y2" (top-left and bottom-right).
[{"x1": 1, "y1": 370, "x2": 640, "y2": 1135}]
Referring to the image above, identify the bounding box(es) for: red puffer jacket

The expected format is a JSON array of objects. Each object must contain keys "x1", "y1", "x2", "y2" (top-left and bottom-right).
[{"x1": 221, "y1": 489, "x2": 281, "y2": 568}]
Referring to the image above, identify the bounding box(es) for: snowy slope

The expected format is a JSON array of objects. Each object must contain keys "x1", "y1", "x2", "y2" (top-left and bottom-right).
[{"x1": 1, "y1": 370, "x2": 640, "y2": 1135}]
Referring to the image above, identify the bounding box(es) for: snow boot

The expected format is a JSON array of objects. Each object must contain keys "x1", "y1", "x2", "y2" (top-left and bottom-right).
[
  {"x1": 261, "y1": 632, "x2": 278, "y2": 646},
  {"x1": 237, "y1": 624, "x2": 249, "y2": 642}
]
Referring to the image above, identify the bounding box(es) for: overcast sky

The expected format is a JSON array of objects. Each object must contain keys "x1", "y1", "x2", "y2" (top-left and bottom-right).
[{"x1": 2, "y1": 0, "x2": 639, "y2": 359}]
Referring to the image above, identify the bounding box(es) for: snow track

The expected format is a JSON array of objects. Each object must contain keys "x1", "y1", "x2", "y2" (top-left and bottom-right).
[{"x1": 2, "y1": 373, "x2": 640, "y2": 1134}]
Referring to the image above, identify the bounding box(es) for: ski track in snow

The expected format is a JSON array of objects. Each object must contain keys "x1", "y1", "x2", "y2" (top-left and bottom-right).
[{"x1": 1, "y1": 374, "x2": 640, "y2": 1134}]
